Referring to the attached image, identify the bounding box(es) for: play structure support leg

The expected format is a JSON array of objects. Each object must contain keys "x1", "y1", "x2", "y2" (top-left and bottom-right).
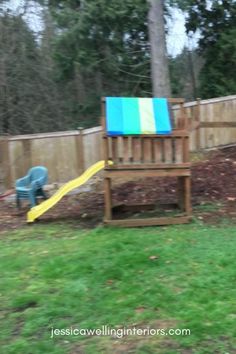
[
  {"x1": 177, "y1": 177, "x2": 184, "y2": 211},
  {"x1": 184, "y1": 176, "x2": 192, "y2": 216},
  {"x1": 178, "y1": 176, "x2": 191, "y2": 215},
  {"x1": 104, "y1": 177, "x2": 112, "y2": 221}
]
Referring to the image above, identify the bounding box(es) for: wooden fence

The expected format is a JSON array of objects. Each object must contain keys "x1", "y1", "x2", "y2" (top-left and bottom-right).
[
  {"x1": 184, "y1": 95, "x2": 236, "y2": 151},
  {"x1": 1, "y1": 94, "x2": 236, "y2": 189}
]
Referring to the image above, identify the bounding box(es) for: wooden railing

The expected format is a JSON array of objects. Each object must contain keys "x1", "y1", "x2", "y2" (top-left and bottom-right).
[{"x1": 103, "y1": 132, "x2": 190, "y2": 167}]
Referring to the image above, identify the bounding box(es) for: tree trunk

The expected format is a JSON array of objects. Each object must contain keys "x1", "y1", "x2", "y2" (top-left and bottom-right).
[{"x1": 147, "y1": 0, "x2": 171, "y2": 97}]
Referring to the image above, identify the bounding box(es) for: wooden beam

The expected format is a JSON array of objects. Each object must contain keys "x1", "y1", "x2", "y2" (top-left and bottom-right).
[
  {"x1": 168, "y1": 98, "x2": 185, "y2": 104},
  {"x1": 104, "y1": 216, "x2": 191, "y2": 227},
  {"x1": 200, "y1": 122, "x2": 236, "y2": 128},
  {"x1": 105, "y1": 163, "x2": 191, "y2": 170},
  {"x1": 103, "y1": 131, "x2": 189, "y2": 138},
  {"x1": 101, "y1": 97, "x2": 185, "y2": 104},
  {"x1": 105, "y1": 169, "x2": 190, "y2": 178}
]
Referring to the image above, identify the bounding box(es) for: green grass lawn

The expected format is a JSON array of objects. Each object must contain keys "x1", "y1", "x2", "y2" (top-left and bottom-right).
[{"x1": 1, "y1": 220, "x2": 236, "y2": 354}]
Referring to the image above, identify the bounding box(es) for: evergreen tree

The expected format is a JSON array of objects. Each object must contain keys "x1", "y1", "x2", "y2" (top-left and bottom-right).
[
  {"x1": 0, "y1": 12, "x2": 70, "y2": 134},
  {"x1": 47, "y1": 0, "x2": 152, "y2": 126},
  {"x1": 184, "y1": 0, "x2": 236, "y2": 98}
]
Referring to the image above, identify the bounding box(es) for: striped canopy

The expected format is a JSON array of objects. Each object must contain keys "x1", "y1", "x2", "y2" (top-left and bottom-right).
[{"x1": 106, "y1": 97, "x2": 172, "y2": 135}]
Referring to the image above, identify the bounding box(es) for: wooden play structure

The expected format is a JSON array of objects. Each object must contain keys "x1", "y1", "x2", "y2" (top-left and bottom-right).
[{"x1": 102, "y1": 97, "x2": 191, "y2": 227}]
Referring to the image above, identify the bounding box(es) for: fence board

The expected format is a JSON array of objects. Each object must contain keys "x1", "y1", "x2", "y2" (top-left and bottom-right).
[{"x1": 82, "y1": 129, "x2": 103, "y2": 170}]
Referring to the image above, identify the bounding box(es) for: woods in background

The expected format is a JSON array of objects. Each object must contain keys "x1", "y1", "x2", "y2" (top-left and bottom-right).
[{"x1": 0, "y1": 0, "x2": 235, "y2": 135}]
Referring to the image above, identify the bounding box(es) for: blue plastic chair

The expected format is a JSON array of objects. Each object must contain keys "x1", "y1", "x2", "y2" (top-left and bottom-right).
[{"x1": 15, "y1": 166, "x2": 48, "y2": 208}]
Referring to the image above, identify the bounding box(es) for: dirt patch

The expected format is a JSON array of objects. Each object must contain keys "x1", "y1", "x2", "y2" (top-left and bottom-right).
[{"x1": 1, "y1": 146, "x2": 236, "y2": 233}]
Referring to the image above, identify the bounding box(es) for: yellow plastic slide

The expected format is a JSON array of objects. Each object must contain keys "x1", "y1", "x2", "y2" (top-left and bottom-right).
[{"x1": 27, "y1": 160, "x2": 113, "y2": 223}]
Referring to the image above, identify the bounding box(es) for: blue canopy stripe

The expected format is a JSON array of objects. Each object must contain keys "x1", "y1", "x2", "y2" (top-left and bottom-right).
[{"x1": 153, "y1": 98, "x2": 172, "y2": 134}]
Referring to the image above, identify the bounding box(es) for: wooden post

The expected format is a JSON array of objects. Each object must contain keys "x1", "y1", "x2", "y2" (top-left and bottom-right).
[
  {"x1": 101, "y1": 98, "x2": 110, "y2": 168},
  {"x1": 22, "y1": 139, "x2": 32, "y2": 172},
  {"x1": 195, "y1": 98, "x2": 201, "y2": 150},
  {"x1": 182, "y1": 136, "x2": 190, "y2": 163},
  {"x1": 0, "y1": 136, "x2": 12, "y2": 189},
  {"x1": 103, "y1": 136, "x2": 109, "y2": 167},
  {"x1": 182, "y1": 102, "x2": 188, "y2": 130},
  {"x1": 177, "y1": 176, "x2": 184, "y2": 211},
  {"x1": 184, "y1": 176, "x2": 192, "y2": 216},
  {"x1": 76, "y1": 127, "x2": 85, "y2": 175},
  {"x1": 104, "y1": 177, "x2": 112, "y2": 221},
  {"x1": 177, "y1": 101, "x2": 187, "y2": 129},
  {"x1": 111, "y1": 137, "x2": 118, "y2": 163},
  {"x1": 101, "y1": 97, "x2": 106, "y2": 130},
  {"x1": 178, "y1": 176, "x2": 191, "y2": 215}
]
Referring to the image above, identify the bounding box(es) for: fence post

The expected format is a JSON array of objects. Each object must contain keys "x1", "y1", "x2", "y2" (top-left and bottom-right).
[
  {"x1": 76, "y1": 127, "x2": 85, "y2": 175},
  {"x1": 195, "y1": 98, "x2": 201, "y2": 150},
  {"x1": 22, "y1": 139, "x2": 32, "y2": 172},
  {"x1": 0, "y1": 136, "x2": 12, "y2": 189}
]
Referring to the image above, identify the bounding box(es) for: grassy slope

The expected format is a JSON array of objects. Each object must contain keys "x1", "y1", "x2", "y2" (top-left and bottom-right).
[{"x1": 1, "y1": 221, "x2": 236, "y2": 354}]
